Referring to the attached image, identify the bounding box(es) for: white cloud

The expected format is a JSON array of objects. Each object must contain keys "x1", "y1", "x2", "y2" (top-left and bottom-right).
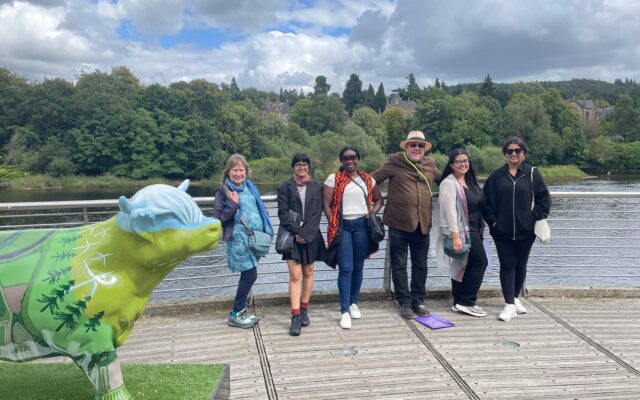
[{"x1": 1, "y1": 0, "x2": 639, "y2": 94}]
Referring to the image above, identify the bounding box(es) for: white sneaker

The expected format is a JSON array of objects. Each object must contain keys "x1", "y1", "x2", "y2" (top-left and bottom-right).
[
  {"x1": 499, "y1": 304, "x2": 517, "y2": 322},
  {"x1": 340, "y1": 312, "x2": 351, "y2": 329},
  {"x1": 514, "y1": 298, "x2": 527, "y2": 314},
  {"x1": 349, "y1": 304, "x2": 361, "y2": 319},
  {"x1": 455, "y1": 304, "x2": 487, "y2": 317}
]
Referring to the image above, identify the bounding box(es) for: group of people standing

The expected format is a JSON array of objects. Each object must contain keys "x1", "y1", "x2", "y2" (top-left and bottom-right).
[{"x1": 213, "y1": 132, "x2": 551, "y2": 335}]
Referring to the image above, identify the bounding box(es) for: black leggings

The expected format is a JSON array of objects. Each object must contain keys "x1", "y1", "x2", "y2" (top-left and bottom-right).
[
  {"x1": 494, "y1": 236, "x2": 536, "y2": 304},
  {"x1": 451, "y1": 231, "x2": 488, "y2": 306},
  {"x1": 233, "y1": 267, "x2": 258, "y2": 312}
]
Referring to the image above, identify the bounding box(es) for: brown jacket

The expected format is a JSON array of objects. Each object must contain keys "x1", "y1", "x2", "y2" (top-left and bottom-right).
[{"x1": 371, "y1": 153, "x2": 441, "y2": 234}]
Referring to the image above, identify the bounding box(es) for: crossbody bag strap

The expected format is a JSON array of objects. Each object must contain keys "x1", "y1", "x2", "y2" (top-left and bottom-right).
[
  {"x1": 403, "y1": 153, "x2": 433, "y2": 197},
  {"x1": 348, "y1": 176, "x2": 373, "y2": 212}
]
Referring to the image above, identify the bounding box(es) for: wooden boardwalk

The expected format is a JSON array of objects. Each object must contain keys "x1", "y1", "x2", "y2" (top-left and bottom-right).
[{"x1": 65, "y1": 296, "x2": 640, "y2": 399}]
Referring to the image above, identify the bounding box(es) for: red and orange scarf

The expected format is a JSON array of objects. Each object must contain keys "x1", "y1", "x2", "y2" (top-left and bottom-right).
[{"x1": 327, "y1": 171, "x2": 374, "y2": 248}]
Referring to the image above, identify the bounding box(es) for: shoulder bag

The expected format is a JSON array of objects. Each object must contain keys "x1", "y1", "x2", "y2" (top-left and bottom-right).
[
  {"x1": 239, "y1": 217, "x2": 272, "y2": 258},
  {"x1": 531, "y1": 167, "x2": 551, "y2": 245},
  {"x1": 349, "y1": 177, "x2": 385, "y2": 243},
  {"x1": 275, "y1": 210, "x2": 301, "y2": 254}
]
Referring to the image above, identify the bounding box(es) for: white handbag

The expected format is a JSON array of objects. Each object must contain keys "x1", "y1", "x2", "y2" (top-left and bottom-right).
[{"x1": 531, "y1": 167, "x2": 550, "y2": 245}]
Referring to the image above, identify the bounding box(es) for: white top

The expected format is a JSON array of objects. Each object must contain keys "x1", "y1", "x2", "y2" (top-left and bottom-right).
[{"x1": 324, "y1": 173, "x2": 376, "y2": 220}]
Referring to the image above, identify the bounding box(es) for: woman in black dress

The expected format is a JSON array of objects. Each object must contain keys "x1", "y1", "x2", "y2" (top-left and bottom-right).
[{"x1": 277, "y1": 153, "x2": 327, "y2": 336}]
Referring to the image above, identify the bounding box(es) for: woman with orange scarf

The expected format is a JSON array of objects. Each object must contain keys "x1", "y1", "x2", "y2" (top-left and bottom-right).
[{"x1": 323, "y1": 146, "x2": 383, "y2": 329}]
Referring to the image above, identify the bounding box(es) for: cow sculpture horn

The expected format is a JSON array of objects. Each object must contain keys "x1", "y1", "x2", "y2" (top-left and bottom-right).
[{"x1": 177, "y1": 179, "x2": 189, "y2": 192}]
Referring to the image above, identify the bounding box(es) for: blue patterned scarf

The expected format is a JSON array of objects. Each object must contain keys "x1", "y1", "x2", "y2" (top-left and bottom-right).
[{"x1": 225, "y1": 177, "x2": 274, "y2": 236}]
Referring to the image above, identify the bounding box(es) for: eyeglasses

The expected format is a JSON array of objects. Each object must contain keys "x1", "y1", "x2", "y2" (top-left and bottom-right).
[
  {"x1": 408, "y1": 142, "x2": 425, "y2": 149},
  {"x1": 506, "y1": 148, "x2": 523, "y2": 155},
  {"x1": 341, "y1": 155, "x2": 358, "y2": 162},
  {"x1": 294, "y1": 163, "x2": 309, "y2": 168},
  {"x1": 453, "y1": 160, "x2": 469, "y2": 165}
]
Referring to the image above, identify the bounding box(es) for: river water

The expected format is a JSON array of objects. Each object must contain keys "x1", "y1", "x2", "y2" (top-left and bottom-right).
[{"x1": 1, "y1": 175, "x2": 639, "y2": 301}]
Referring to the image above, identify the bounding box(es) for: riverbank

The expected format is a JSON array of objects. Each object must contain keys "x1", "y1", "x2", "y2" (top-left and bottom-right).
[{"x1": 0, "y1": 165, "x2": 590, "y2": 190}]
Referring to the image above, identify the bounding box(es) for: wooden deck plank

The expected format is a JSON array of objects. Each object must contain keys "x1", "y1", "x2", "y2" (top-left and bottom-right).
[{"x1": 30, "y1": 296, "x2": 640, "y2": 399}]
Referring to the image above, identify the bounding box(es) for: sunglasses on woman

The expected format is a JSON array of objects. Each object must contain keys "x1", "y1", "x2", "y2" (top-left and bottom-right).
[
  {"x1": 506, "y1": 148, "x2": 523, "y2": 155},
  {"x1": 408, "y1": 142, "x2": 425, "y2": 149}
]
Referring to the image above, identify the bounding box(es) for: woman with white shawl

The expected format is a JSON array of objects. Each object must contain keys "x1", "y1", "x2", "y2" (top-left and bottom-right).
[{"x1": 434, "y1": 149, "x2": 489, "y2": 317}]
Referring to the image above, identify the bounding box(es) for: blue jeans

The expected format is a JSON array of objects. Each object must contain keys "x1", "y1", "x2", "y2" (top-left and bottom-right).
[{"x1": 336, "y1": 217, "x2": 369, "y2": 313}]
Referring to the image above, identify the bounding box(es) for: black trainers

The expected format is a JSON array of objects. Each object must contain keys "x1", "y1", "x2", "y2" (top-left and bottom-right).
[
  {"x1": 400, "y1": 306, "x2": 414, "y2": 319},
  {"x1": 300, "y1": 308, "x2": 310, "y2": 327},
  {"x1": 289, "y1": 315, "x2": 302, "y2": 336},
  {"x1": 412, "y1": 304, "x2": 430, "y2": 316}
]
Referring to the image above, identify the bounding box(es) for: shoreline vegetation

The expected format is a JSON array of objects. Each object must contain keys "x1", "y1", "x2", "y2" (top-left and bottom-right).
[{"x1": 0, "y1": 165, "x2": 591, "y2": 191}]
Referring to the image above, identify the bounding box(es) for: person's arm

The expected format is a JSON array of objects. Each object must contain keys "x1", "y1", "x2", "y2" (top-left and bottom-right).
[
  {"x1": 322, "y1": 184, "x2": 334, "y2": 221},
  {"x1": 277, "y1": 183, "x2": 302, "y2": 235},
  {"x1": 532, "y1": 168, "x2": 551, "y2": 220},
  {"x1": 213, "y1": 187, "x2": 239, "y2": 224},
  {"x1": 440, "y1": 180, "x2": 463, "y2": 252},
  {"x1": 482, "y1": 174, "x2": 497, "y2": 228},
  {"x1": 371, "y1": 185, "x2": 383, "y2": 214},
  {"x1": 370, "y1": 159, "x2": 393, "y2": 184}
]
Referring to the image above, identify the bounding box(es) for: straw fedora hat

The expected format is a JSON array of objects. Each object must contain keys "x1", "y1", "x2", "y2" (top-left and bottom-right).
[{"x1": 400, "y1": 130, "x2": 432, "y2": 151}]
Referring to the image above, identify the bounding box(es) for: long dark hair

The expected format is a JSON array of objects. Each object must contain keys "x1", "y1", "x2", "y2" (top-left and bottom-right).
[{"x1": 436, "y1": 149, "x2": 483, "y2": 200}]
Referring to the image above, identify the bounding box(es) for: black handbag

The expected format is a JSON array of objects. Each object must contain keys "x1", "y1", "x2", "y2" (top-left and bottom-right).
[
  {"x1": 367, "y1": 213, "x2": 385, "y2": 243},
  {"x1": 275, "y1": 210, "x2": 300, "y2": 254}
]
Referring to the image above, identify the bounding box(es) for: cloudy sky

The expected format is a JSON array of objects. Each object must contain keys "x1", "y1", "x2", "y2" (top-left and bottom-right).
[{"x1": 1, "y1": 0, "x2": 639, "y2": 93}]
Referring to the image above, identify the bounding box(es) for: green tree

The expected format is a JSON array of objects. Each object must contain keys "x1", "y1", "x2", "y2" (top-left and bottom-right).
[
  {"x1": 503, "y1": 93, "x2": 561, "y2": 164},
  {"x1": 404, "y1": 73, "x2": 422, "y2": 101},
  {"x1": 342, "y1": 73, "x2": 364, "y2": 116},
  {"x1": 351, "y1": 106, "x2": 386, "y2": 148},
  {"x1": 313, "y1": 75, "x2": 331, "y2": 95},
  {"x1": 365, "y1": 84, "x2": 376, "y2": 110},
  {"x1": 607, "y1": 95, "x2": 640, "y2": 141},
  {"x1": 288, "y1": 95, "x2": 345, "y2": 135},
  {"x1": 381, "y1": 108, "x2": 406, "y2": 153},
  {"x1": 374, "y1": 83, "x2": 387, "y2": 114},
  {"x1": 479, "y1": 74, "x2": 496, "y2": 98}
]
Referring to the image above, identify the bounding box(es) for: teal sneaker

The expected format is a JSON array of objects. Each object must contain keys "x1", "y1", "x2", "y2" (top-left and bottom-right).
[{"x1": 228, "y1": 308, "x2": 258, "y2": 329}]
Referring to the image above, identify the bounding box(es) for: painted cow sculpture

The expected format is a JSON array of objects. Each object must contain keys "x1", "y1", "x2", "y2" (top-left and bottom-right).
[{"x1": 0, "y1": 180, "x2": 221, "y2": 399}]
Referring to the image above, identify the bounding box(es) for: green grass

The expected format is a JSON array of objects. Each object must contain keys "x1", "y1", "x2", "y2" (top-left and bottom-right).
[
  {"x1": 537, "y1": 165, "x2": 589, "y2": 180},
  {"x1": 2, "y1": 175, "x2": 169, "y2": 190},
  {"x1": 0, "y1": 361, "x2": 224, "y2": 400}
]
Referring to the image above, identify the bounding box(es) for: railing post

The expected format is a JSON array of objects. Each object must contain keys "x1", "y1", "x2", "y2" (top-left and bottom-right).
[
  {"x1": 82, "y1": 207, "x2": 89, "y2": 224},
  {"x1": 383, "y1": 244, "x2": 392, "y2": 294}
]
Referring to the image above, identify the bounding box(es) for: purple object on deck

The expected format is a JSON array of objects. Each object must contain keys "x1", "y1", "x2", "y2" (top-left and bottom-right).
[{"x1": 415, "y1": 314, "x2": 455, "y2": 329}]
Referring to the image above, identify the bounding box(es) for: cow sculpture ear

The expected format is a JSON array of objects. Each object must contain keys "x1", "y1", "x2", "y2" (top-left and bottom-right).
[
  {"x1": 177, "y1": 179, "x2": 190, "y2": 192},
  {"x1": 118, "y1": 196, "x2": 132, "y2": 213}
]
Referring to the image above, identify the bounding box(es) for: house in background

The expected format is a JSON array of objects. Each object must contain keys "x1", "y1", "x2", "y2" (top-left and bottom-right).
[
  {"x1": 386, "y1": 93, "x2": 416, "y2": 117},
  {"x1": 567, "y1": 99, "x2": 614, "y2": 125},
  {"x1": 260, "y1": 100, "x2": 290, "y2": 122}
]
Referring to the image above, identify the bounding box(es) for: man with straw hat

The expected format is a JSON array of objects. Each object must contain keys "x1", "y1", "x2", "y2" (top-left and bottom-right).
[{"x1": 372, "y1": 131, "x2": 441, "y2": 319}]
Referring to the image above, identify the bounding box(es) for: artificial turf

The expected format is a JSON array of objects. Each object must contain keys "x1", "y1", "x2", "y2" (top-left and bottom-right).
[{"x1": 0, "y1": 361, "x2": 224, "y2": 400}]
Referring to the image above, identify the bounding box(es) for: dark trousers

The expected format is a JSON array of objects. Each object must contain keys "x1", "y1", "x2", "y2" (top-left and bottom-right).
[
  {"x1": 389, "y1": 226, "x2": 429, "y2": 308},
  {"x1": 494, "y1": 236, "x2": 536, "y2": 304},
  {"x1": 233, "y1": 267, "x2": 258, "y2": 312},
  {"x1": 451, "y1": 231, "x2": 488, "y2": 306}
]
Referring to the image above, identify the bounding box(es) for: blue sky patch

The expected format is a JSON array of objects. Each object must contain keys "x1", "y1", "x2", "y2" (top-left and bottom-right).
[{"x1": 160, "y1": 27, "x2": 247, "y2": 50}]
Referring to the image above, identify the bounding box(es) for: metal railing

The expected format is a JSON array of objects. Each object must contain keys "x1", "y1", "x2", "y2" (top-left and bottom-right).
[{"x1": 1, "y1": 192, "x2": 639, "y2": 302}]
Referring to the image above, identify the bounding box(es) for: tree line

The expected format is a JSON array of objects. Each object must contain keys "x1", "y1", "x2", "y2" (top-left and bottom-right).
[{"x1": 1, "y1": 67, "x2": 639, "y2": 183}]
